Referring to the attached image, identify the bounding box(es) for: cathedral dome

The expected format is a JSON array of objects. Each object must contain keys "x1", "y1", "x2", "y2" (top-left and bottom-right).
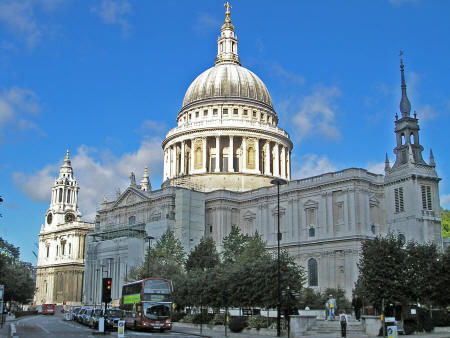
[{"x1": 182, "y1": 63, "x2": 273, "y2": 109}]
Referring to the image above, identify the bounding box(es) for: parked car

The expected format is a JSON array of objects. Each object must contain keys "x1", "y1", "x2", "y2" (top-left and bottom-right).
[
  {"x1": 75, "y1": 308, "x2": 87, "y2": 323},
  {"x1": 105, "y1": 308, "x2": 124, "y2": 330},
  {"x1": 69, "y1": 307, "x2": 81, "y2": 321},
  {"x1": 82, "y1": 309, "x2": 93, "y2": 326},
  {"x1": 89, "y1": 308, "x2": 103, "y2": 329}
]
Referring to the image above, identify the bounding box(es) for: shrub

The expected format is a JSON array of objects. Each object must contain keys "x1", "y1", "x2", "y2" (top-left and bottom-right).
[
  {"x1": 171, "y1": 311, "x2": 186, "y2": 322},
  {"x1": 431, "y1": 310, "x2": 450, "y2": 327},
  {"x1": 247, "y1": 315, "x2": 268, "y2": 329},
  {"x1": 179, "y1": 314, "x2": 195, "y2": 323},
  {"x1": 417, "y1": 309, "x2": 434, "y2": 333},
  {"x1": 209, "y1": 313, "x2": 226, "y2": 325},
  {"x1": 229, "y1": 316, "x2": 246, "y2": 333},
  {"x1": 13, "y1": 310, "x2": 37, "y2": 318},
  {"x1": 192, "y1": 313, "x2": 214, "y2": 324}
]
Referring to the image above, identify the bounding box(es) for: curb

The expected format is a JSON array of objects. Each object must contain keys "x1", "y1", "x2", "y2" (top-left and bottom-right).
[{"x1": 171, "y1": 329, "x2": 212, "y2": 337}]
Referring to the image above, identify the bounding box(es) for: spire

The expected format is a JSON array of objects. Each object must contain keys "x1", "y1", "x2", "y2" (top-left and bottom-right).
[
  {"x1": 429, "y1": 149, "x2": 435, "y2": 167},
  {"x1": 59, "y1": 149, "x2": 73, "y2": 178},
  {"x1": 399, "y1": 51, "x2": 411, "y2": 117},
  {"x1": 140, "y1": 167, "x2": 151, "y2": 192},
  {"x1": 215, "y1": 2, "x2": 240, "y2": 65},
  {"x1": 385, "y1": 153, "x2": 391, "y2": 171}
]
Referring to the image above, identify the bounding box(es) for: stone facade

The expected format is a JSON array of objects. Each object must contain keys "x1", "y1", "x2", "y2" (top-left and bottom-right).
[
  {"x1": 82, "y1": 8, "x2": 443, "y2": 304},
  {"x1": 35, "y1": 151, "x2": 94, "y2": 305}
]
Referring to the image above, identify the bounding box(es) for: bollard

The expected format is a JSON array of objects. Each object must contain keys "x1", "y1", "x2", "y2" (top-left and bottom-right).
[{"x1": 118, "y1": 320, "x2": 125, "y2": 338}]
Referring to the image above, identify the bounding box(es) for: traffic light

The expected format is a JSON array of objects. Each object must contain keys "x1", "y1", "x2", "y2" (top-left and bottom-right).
[{"x1": 102, "y1": 277, "x2": 112, "y2": 303}]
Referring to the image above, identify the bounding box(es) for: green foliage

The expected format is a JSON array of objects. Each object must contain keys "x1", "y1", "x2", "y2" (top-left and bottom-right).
[
  {"x1": 432, "y1": 246, "x2": 450, "y2": 307},
  {"x1": 417, "y1": 308, "x2": 434, "y2": 333},
  {"x1": 357, "y1": 234, "x2": 408, "y2": 309},
  {"x1": 171, "y1": 311, "x2": 186, "y2": 322},
  {"x1": 127, "y1": 229, "x2": 186, "y2": 282},
  {"x1": 442, "y1": 208, "x2": 450, "y2": 238},
  {"x1": 431, "y1": 310, "x2": 450, "y2": 327},
  {"x1": 209, "y1": 313, "x2": 226, "y2": 325},
  {"x1": 0, "y1": 237, "x2": 35, "y2": 303},
  {"x1": 179, "y1": 314, "x2": 194, "y2": 323},
  {"x1": 228, "y1": 316, "x2": 246, "y2": 332},
  {"x1": 321, "y1": 288, "x2": 351, "y2": 311},
  {"x1": 247, "y1": 315, "x2": 268, "y2": 329},
  {"x1": 185, "y1": 237, "x2": 219, "y2": 272},
  {"x1": 298, "y1": 288, "x2": 323, "y2": 310},
  {"x1": 221, "y1": 225, "x2": 251, "y2": 263},
  {"x1": 192, "y1": 313, "x2": 214, "y2": 324}
]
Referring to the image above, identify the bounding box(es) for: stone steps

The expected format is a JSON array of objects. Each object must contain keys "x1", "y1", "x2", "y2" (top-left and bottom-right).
[{"x1": 304, "y1": 319, "x2": 368, "y2": 337}]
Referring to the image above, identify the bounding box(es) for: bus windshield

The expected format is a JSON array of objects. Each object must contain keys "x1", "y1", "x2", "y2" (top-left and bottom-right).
[{"x1": 144, "y1": 304, "x2": 170, "y2": 320}]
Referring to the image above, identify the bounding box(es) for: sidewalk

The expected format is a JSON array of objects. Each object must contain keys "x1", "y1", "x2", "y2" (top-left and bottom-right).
[{"x1": 0, "y1": 314, "x2": 19, "y2": 338}]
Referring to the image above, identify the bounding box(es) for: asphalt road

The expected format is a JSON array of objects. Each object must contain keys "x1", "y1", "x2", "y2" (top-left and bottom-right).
[{"x1": 11, "y1": 312, "x2": 200, "y2": 338}]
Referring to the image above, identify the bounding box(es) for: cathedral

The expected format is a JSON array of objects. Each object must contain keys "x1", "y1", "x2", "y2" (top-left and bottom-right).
[
  {"x1": 37, "y1": 5, "x2": 443, "y2": 306},
  {"x1": 35, "y1": 151, "x2": 94, "y2": 305}
]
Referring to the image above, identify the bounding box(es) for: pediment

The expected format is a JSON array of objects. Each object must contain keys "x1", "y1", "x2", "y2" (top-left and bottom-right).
[
  {"x1": 243, "y1": 210, "x2": 256, "y2": 220},
  {"x1": 112, "y1": 187, "x2": 149, "y2": 208},
  {"x1": 271, "y1": 205, "x2": 286, "y2": 216},
  {"x1": 304, "y1": 199, "x2": 318, "y2": 208}
]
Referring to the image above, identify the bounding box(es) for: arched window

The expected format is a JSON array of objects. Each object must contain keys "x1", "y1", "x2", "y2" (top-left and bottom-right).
[
  {"x1": 399, "y1": 234, "x2": 406, "y2": 246},
  {"x1": 308, "y1": 258, "x2": 318, "y2": 286},
  {"x1": 309, "y1": 227, "x2": 315, "y2": 237},
  {"x1": 194, "y1": 145, "x2": 202, "y2": 169},
  {"x1": 247, "y1": 146, "x2": 255, "y2": 169},
  {"x1": 128, "y1": 216, "x2": 136, "y2": 225}
]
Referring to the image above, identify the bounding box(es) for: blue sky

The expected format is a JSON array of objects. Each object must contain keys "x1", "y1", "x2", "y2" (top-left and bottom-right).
[{"x1": 0, "y1": 0, "x2": 449, "y2": 264}]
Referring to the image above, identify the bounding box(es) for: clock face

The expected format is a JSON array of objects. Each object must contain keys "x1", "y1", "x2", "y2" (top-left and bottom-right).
[
  {"x1": 65, "y1": 213, "x2": 75, "y2": 223},
  {"x1": 47, "y1": 213, "x2": 53, "y2": 224}
]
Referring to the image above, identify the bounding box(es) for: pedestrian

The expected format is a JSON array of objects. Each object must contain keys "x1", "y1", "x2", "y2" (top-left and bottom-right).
[
  {"x1": 325, "y1": 294, "x2": 337, "y2": 320},
  {"x1": 352, "y1": 295, "x2": 363, "y2": 321},
  {"x1": 339, "y1": 311, "x2": 348, "y2": 337}
]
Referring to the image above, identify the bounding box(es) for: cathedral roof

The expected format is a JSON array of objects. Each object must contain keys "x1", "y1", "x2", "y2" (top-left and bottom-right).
[
  {"x1": 181, "y1": 2, "x2": 273, "y2": 110},
  {"x1": 182, "y1": 64, "x2": 273, "y2": 109}
]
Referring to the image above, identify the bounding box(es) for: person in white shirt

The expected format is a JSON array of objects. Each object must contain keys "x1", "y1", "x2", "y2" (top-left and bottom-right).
[{"x1": 339, "y1": 311, "x2": 349, "y2": 337}]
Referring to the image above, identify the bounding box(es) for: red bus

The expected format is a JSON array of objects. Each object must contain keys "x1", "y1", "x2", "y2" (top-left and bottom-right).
[
  {"x1": 120, "y1": 277, "x2": 173, "y2": 332},
  {"x1": 42, "y1": 304, "x2": 56, "y2": 315}
]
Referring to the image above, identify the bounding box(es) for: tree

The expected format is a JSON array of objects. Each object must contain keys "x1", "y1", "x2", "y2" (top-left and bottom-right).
[
  {"x1": 432, "y1": 246, "x2": 450, "y2": 307},
  {"x1": 0, "y1": 237, "x2": 35, "y2": 304},
  {"x1": 185, "y1": 237, "x2": 220, "y2": 272},
  {"x1": 221, "y1": 225, "x2": 250, "y2": 264},
  {"x1": 126, "y1": 229, "x2": 186, "y2": 282},
  {"x1": 442, "y1": 208, "x2": 450, "y2": 238},
  {"x1": 357, "y1": 234, "x2": 407, "y2": 311}
]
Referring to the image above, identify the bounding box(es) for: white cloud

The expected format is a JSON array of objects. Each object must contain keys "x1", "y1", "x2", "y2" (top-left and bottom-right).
[
  {"x1": 292, "y1": 86, "x2": 341, "y2": 142},
  {"x1": 441, "y1": 194, "x2": 450, "y2": 209},
  {"x1": 0, "y1": 0, "x2": 41, "y2": 47},
  {"x1": 0, "y1": 86, "x2": 43, "y2": 143},
  {"x1": 13, "y1": 139, "x2": 164, "y2": 221},
  {"x1": 291, "y1": 154, "x2": 338, "y2": 179},
  {"x1": 91, "y1": 0, "x2": 132, "y2": 35},
  {"x1": 195, "y1": 12, "x2": 221, "y2": 34},
  {"x1": 139, "y1": 120, "x2": 167, "y2": 134},
  {"x1": 367, "y1": 161, "x2": 385, "y2": 175},
  {"x1": 271, "y1": 63, "x2": 305, "y2": 85}
]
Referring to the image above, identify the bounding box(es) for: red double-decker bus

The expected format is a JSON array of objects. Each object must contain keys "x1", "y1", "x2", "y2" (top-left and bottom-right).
[
  {"x1": 120, "y1": 277, "x2": 173, "y2": 332},
  {"x1": 42, "y1": 304, "x2": 55, "y2": 315}
]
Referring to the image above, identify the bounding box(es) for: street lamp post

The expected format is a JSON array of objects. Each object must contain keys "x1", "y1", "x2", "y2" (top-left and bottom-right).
[
  {"x1": 145, "y1": 236, "x2": 155, "y2": 277},
  {"x1": 271, "y1": 177, "x2": 287, "y2": 337}
]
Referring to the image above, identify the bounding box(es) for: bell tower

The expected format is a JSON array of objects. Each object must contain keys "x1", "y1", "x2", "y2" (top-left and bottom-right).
[
  {"x1": 45, "y1": 150, "x2": 81, "y2": 228},
  {"x1": 384, "y1": 55, "x2": 442, "y2": 245}
]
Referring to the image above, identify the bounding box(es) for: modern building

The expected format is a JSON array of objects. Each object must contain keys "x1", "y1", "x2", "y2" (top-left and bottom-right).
[
  {"x1": 82, "y1": 6, "x2": 442, "y2": 304},
  {"x1": 35, "y1": 151, "x2": 94, "y2": 305}
]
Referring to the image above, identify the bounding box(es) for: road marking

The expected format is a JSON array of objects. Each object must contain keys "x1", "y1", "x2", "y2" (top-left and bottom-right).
[{"x1": 35, "y1": 322, "x2": 51, "y2": 333}]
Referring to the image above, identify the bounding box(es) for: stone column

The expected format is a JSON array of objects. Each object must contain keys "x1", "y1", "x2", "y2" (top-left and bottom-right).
[
  {"x1": 273, "y1": 143, "x2": 280, "y2": 177},
  {"x1": 242, "y1": 137, "x2": 247, "y2": 172},
  {"x1": 202, "y1": 137, "x2": 207, "y2": 172},
  {"x1": 255, "y1": 139, "x2": 260, "y2": 173},
  {"x1": 172, "y1": 144, "x2": 177, "y2": 177},
  {"x1": 228, "y1": 136, "x2": 234, "y2": 172},
  {"x1": 190, "y1": 140, "x2": 194, "y2": 173},
  {"x1": 180, "y1": 141, "x2": 185, "y2": 174},
  {"x1": 215, "y1": 136, "x2": 220, "y2": 172},
  {"x1": 265, "y1": 141, "x2": 271, "y2": 175},
  {"x1": 287, "y1": 150, "x2": 291, "y2": 180},
  {"x1": 281, "y1": 146, "x2": 286, "y2": 178}
]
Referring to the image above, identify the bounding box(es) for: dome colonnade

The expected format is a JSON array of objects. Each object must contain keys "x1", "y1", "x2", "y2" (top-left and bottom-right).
[{"x1": 162, "y1": 4, "x2": 292, "y2": 192}]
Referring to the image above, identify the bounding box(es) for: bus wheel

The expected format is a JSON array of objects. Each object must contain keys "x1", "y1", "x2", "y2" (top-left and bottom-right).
[
  {"x1": 133, "y1": 321, "x2": 137, "y2": 330},
  {"x1": 160, "y1": 328, "x2": 165, "y2": 333}
]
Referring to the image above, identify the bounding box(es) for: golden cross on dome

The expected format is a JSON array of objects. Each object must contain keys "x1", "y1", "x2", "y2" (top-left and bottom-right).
[{"x1": 224, "y1": 1, "x2": 232, "y2": 22}]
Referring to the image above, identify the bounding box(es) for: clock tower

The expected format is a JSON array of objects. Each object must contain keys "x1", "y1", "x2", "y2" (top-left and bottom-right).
[{"x1": 35, "y1": 150, "x2": 94, "y2": 306}]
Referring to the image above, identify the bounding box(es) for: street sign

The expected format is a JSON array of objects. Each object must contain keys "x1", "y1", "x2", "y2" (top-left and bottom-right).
[
  {"x1": 387, "y1": 325, "x2": 398, "y2": 338},
  {"x1": 118, "y1": 320, "x2": 125, "y2": 337}
]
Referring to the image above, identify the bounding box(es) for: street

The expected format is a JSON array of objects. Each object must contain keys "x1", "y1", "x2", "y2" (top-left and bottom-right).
[{"x1": 10, "y1": 312, "x2": 200, "y2": 338}]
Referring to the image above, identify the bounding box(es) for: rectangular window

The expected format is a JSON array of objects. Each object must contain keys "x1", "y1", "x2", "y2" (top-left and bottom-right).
[
  {"x1": 56, "y1": 245, "x2": 59, "y2": 256},
  {"x1": 69, "y1": 243, "x2": 71, "y2": 255},
  {"x1": 233, "y1": 108, "x2": 238, "y2": 115},
  {"x1": 223, "y1": 108, "x2": 228, "y2": 115},
  {"x1": 62, "y1": 244, "x2": 65, "y2": 256},
  {"x1": 203, "y1": 110, "x2": 208, "y2": 116},
  {"x1": 46, "y1": 246, "x2": 49, "y2": 258},
  {"x1": 243, "y1": 109, "x2": 248, "y2": 116},
  {"x1": 253, "y1": 111, "x2": 257, "y2": 118},
  {"x1": 394, "y1": 187, "x2": 404, "y2": 213},
  {"x1": 195, "y1": 111, "x2": 199, "y2": 118},
  {"x1": 209, "y1": 225, "x2": 213, "y2": 233},
  {"x1": 213, "y1": 109, "x2": 218, "y2": 115},
  {"x1": 421, "y1": 185, "x2": 432, "y2": 210},
  {"x1": 306, "y1": 208, "x2": 316, "y2": 226}
]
